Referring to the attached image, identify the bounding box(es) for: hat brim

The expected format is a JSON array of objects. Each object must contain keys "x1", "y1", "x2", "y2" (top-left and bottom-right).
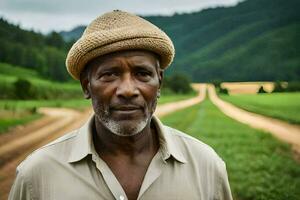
[{"x1": 66, "y1": 30, "x2": 174, "y2": 80}]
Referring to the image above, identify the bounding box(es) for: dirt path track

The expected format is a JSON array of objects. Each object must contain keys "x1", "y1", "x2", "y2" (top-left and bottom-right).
[
  {"x1": 154, "y1": 84, "x2": 206, "y2": 117},
  {"x1": 0, "y1": 108, "x2": 81, "y2": 164},
  {"x1": 208, "y1": 84, "x2": 300, "y2": 155},
  {"x1": 0, "y1": 86, "x2": 206, "y2": 199}
]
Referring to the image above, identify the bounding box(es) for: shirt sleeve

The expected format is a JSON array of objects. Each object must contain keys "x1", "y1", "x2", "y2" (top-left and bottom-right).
[
  {"x1": 217, "y1": 161, "x2": 233, "y2": 200},
  {"x1": 8, "y1": 167, "x2": 32, "y2": 200}
]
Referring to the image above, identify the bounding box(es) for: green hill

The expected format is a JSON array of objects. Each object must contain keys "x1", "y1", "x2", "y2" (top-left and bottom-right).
[
  {"x1": 145, "y1": 0, "x2": 300, "y2": 82},
  {"x1": 0, "y1": 18, "x2": 72, "y2": 81},
  {"x1": 62, "y1": 0, "x2": 300, "y2": 82},
  {"x1": 0, "y1": 63, "x2": 82, "y2": 99},
  {"x1": 60, "y1": 26, "x2": 85, "y2": 42}
]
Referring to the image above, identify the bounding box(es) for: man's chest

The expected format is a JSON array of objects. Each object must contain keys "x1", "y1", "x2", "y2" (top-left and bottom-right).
[
  {"x1": 108, "y1": 165, "x2": 148, "y2": 200},
  {"x1": 30, "y1": 156, "x2": 218, "y2": 200},
  {"x1": 33, "y1": 167, "x2": 204, "y2": 200}
]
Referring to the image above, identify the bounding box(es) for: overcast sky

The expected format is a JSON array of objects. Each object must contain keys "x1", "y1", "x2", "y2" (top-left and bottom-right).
[{"x1": 0, "y1": 0, "x2": 241, "y2": 34}]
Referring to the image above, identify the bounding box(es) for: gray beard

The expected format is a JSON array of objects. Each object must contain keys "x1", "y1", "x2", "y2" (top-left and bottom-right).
[
  {"x1": 97, "y1": 111, "x2": 149, "y2": 137},
  {"x1": 94, "y1": 101, "x2": 156, "y2": 137}
]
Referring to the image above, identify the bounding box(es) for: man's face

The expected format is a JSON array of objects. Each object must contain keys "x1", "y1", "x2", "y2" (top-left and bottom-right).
[{"x1": 81, "y1": 50, "x2": 162, "y2": 137}]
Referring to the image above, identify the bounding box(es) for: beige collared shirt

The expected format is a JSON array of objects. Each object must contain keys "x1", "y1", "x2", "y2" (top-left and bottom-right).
[{"x1": 9, "y1": 115, "x2": 232, "y2": 200}]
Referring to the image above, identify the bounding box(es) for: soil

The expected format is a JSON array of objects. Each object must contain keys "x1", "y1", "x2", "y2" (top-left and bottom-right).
[
  {"x1": 154, "y1": 84, "x2": 206, "y2": 117},
  {"x1": 221, "y1": 81, "x2": 274, "y2": 94}
]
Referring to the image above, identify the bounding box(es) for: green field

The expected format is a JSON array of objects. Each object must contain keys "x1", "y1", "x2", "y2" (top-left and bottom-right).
[
  {"x1": 0, "y1": 113, "x2": 42, "y2": 133},
  {"x1": 158, "y1": 93, "x2": 197, "y2": 104},
  {"x1": 161, "y1": 100, "x2": 300, "y2": 200},
  {"x1": 220, "y1": 92, "x2": 300, "y2": 124},
  {"x1": 0, "y1": 62, "x2": 83, "y2": 99}
]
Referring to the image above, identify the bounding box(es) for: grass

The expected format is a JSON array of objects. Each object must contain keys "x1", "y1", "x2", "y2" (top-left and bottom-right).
[
  {"x1": 220, "y1": 92, "x2": 300, "y2": 124},
  {"x1": 0, "y1": 74, "x2": 83, "y2": 99},
  {"x1": 0, "y1": 113, "x2": 41, "y2": 133},
  {"x1": 0, "y1": 63, "x2": 83, "y2": 99},
  {"x1": 161, "y1": 100, "x2": 300, "y2": 200},
  {"x1": 0, "y1": 62, "x2": 40, "y2": 78},
  {"x1": 0, "y1": 99, "x2": 91, "y2": 111},
  {"x1": 158, "y1": 93, "x2": 197, "y2": 104}
]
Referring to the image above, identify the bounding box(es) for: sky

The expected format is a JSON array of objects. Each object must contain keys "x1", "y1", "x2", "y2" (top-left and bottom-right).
[{"x1": 0, "y1": 0, "x2": 241, "y2": 34}]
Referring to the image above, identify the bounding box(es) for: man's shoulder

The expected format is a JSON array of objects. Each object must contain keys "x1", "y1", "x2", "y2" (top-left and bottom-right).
[
  {"x1": 17, "y1": 129, "x2": 78, "y2": 174},
  {"x1": 163, "y1": 125, "x2": 224, "y2": 164}
]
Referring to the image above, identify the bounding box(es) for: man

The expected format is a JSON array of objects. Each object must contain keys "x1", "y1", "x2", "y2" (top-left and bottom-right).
[{"x1": 9, "y1": 10, "x2": 232, "y2": 200}]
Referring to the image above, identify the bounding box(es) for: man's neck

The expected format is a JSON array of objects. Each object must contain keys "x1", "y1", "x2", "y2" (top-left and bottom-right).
[{"x1": 93, "y1": 118, "x2": 159, "y2": 157}]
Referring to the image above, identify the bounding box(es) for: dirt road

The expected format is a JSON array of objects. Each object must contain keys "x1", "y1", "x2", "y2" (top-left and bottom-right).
[
  {"x1": 0, "y1": 86, "x2": 206, "y2": 199},
  {"x1": 154, "y1": 84, "x2": 206, "y2": 117},
  {"x1": 208, "y1": 84, "x2": 300, "y2": 155}
]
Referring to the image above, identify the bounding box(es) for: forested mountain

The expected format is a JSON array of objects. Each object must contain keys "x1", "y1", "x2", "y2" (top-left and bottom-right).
[
  {"x1": 0, "y1": 0, "x2": 299, "y2": 82},
  {"x1": 0, "y1": 18, "x2": 73, "y2": 81},
  {"x1": 146, "y1": 0, "x2": 300, "y2": 82},
  {"x1": 60, "y1": 26, "x2": 85, "y2": 42},
  {"x1": 62, "y1": 0, "x2": 300, "y2": 82}
]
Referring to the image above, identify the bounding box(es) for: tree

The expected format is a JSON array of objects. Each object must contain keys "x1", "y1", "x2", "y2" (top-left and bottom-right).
[
  {"x1": 14, "y1": 78, "x2": 34, "y2": 99},
  {"x1": 219, "y1": 87, "x2": 229, "y2": 95},
  {"x1": 46, "y1": 32, "x2": 65, "y2": 49},
  {"x1": 286, "y1": 82, "x2": 300, "y2": 92},
  {"x1": 272, "y1": 81, "x2": 285, "y2": 93},
  {"x1": 165, "y1": 73, "x2": 193, "y2": 94},
  {"x1": 258, "y1": 86, "x2": 267, "y2": 93}
]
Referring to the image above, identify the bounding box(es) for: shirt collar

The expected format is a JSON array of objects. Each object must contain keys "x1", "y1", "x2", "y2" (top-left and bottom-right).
[
  {"x1": 152, "y1": 116, "x2": 187, "y2": 164},
  {"x1": 68, "y1": 115, "x2": 187, "y2": 164},
  {"x1": 68, "y1": 115, "x2": 94, "y2": 163}
]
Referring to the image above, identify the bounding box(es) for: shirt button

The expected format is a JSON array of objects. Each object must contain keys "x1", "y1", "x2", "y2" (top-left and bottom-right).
[{"x1": 119, "y1": 195, "x2": 125, "y2": 200}]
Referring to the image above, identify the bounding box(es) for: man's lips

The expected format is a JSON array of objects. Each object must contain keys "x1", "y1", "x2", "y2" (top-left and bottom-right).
[
  {"x1": 111, "y1": 105, "x2": 142, "y2": 111},
  {"x1": 110, "y1": 105, "x2": 143, "y2": 115}
]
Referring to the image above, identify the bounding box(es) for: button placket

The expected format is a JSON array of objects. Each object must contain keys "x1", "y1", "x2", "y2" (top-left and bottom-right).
[{"x1": 93, "y1": 155, "x2": 128, "y2": 200}]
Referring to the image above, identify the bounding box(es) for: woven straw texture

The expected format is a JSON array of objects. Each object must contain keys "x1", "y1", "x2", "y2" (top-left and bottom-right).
[{"x1": 66, "y1": 10, "x2": 175, "y2": 80}]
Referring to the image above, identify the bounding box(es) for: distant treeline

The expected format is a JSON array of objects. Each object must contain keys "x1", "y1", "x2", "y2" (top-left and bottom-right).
[{"x1": 0, "y1": 18, "x2": 73, "y2": 81}]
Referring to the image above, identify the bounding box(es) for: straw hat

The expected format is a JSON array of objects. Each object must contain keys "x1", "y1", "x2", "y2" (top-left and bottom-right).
[{"x1": 66, "y1": 10, "x2": 175, "y2": 80}]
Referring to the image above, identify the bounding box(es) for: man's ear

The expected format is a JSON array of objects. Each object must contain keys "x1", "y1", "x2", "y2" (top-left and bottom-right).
[
  {"x1": 157, "y1": 69, "x2": 164, "y2": 98},
  {"x1": 80, "y1": 72, "x2": 91, "y2": 99},
  {"x1": 158, "y1": 69, "x2": 164, "y2": 89}
]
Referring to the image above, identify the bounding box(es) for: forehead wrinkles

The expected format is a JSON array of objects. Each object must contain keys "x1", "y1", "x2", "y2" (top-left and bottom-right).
[{"x1": 124, "y1": 55, "x2": 158, "y2": 68}]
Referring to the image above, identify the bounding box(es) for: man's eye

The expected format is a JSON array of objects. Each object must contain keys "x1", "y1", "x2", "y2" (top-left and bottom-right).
[
  {"x1": 137, "y1": 72, "x2": 149, "y2": 76},
  {"x1": 99, "y1": 72, "x2": 118, "y2": 81},
  {"x1": 136, "y1": 71, "x2": 151, "y2": 77},
  {"x1": 135, "y1": 71, "x2": 152, "y2": 81},
  {"x1": 104, "y1": 72, "x2": 117, "y2": 76}
]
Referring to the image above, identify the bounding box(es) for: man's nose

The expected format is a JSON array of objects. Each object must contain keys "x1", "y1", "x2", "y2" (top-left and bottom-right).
[{"x1": 116, "y1": 74, "x2": 139, "y2": 99}]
